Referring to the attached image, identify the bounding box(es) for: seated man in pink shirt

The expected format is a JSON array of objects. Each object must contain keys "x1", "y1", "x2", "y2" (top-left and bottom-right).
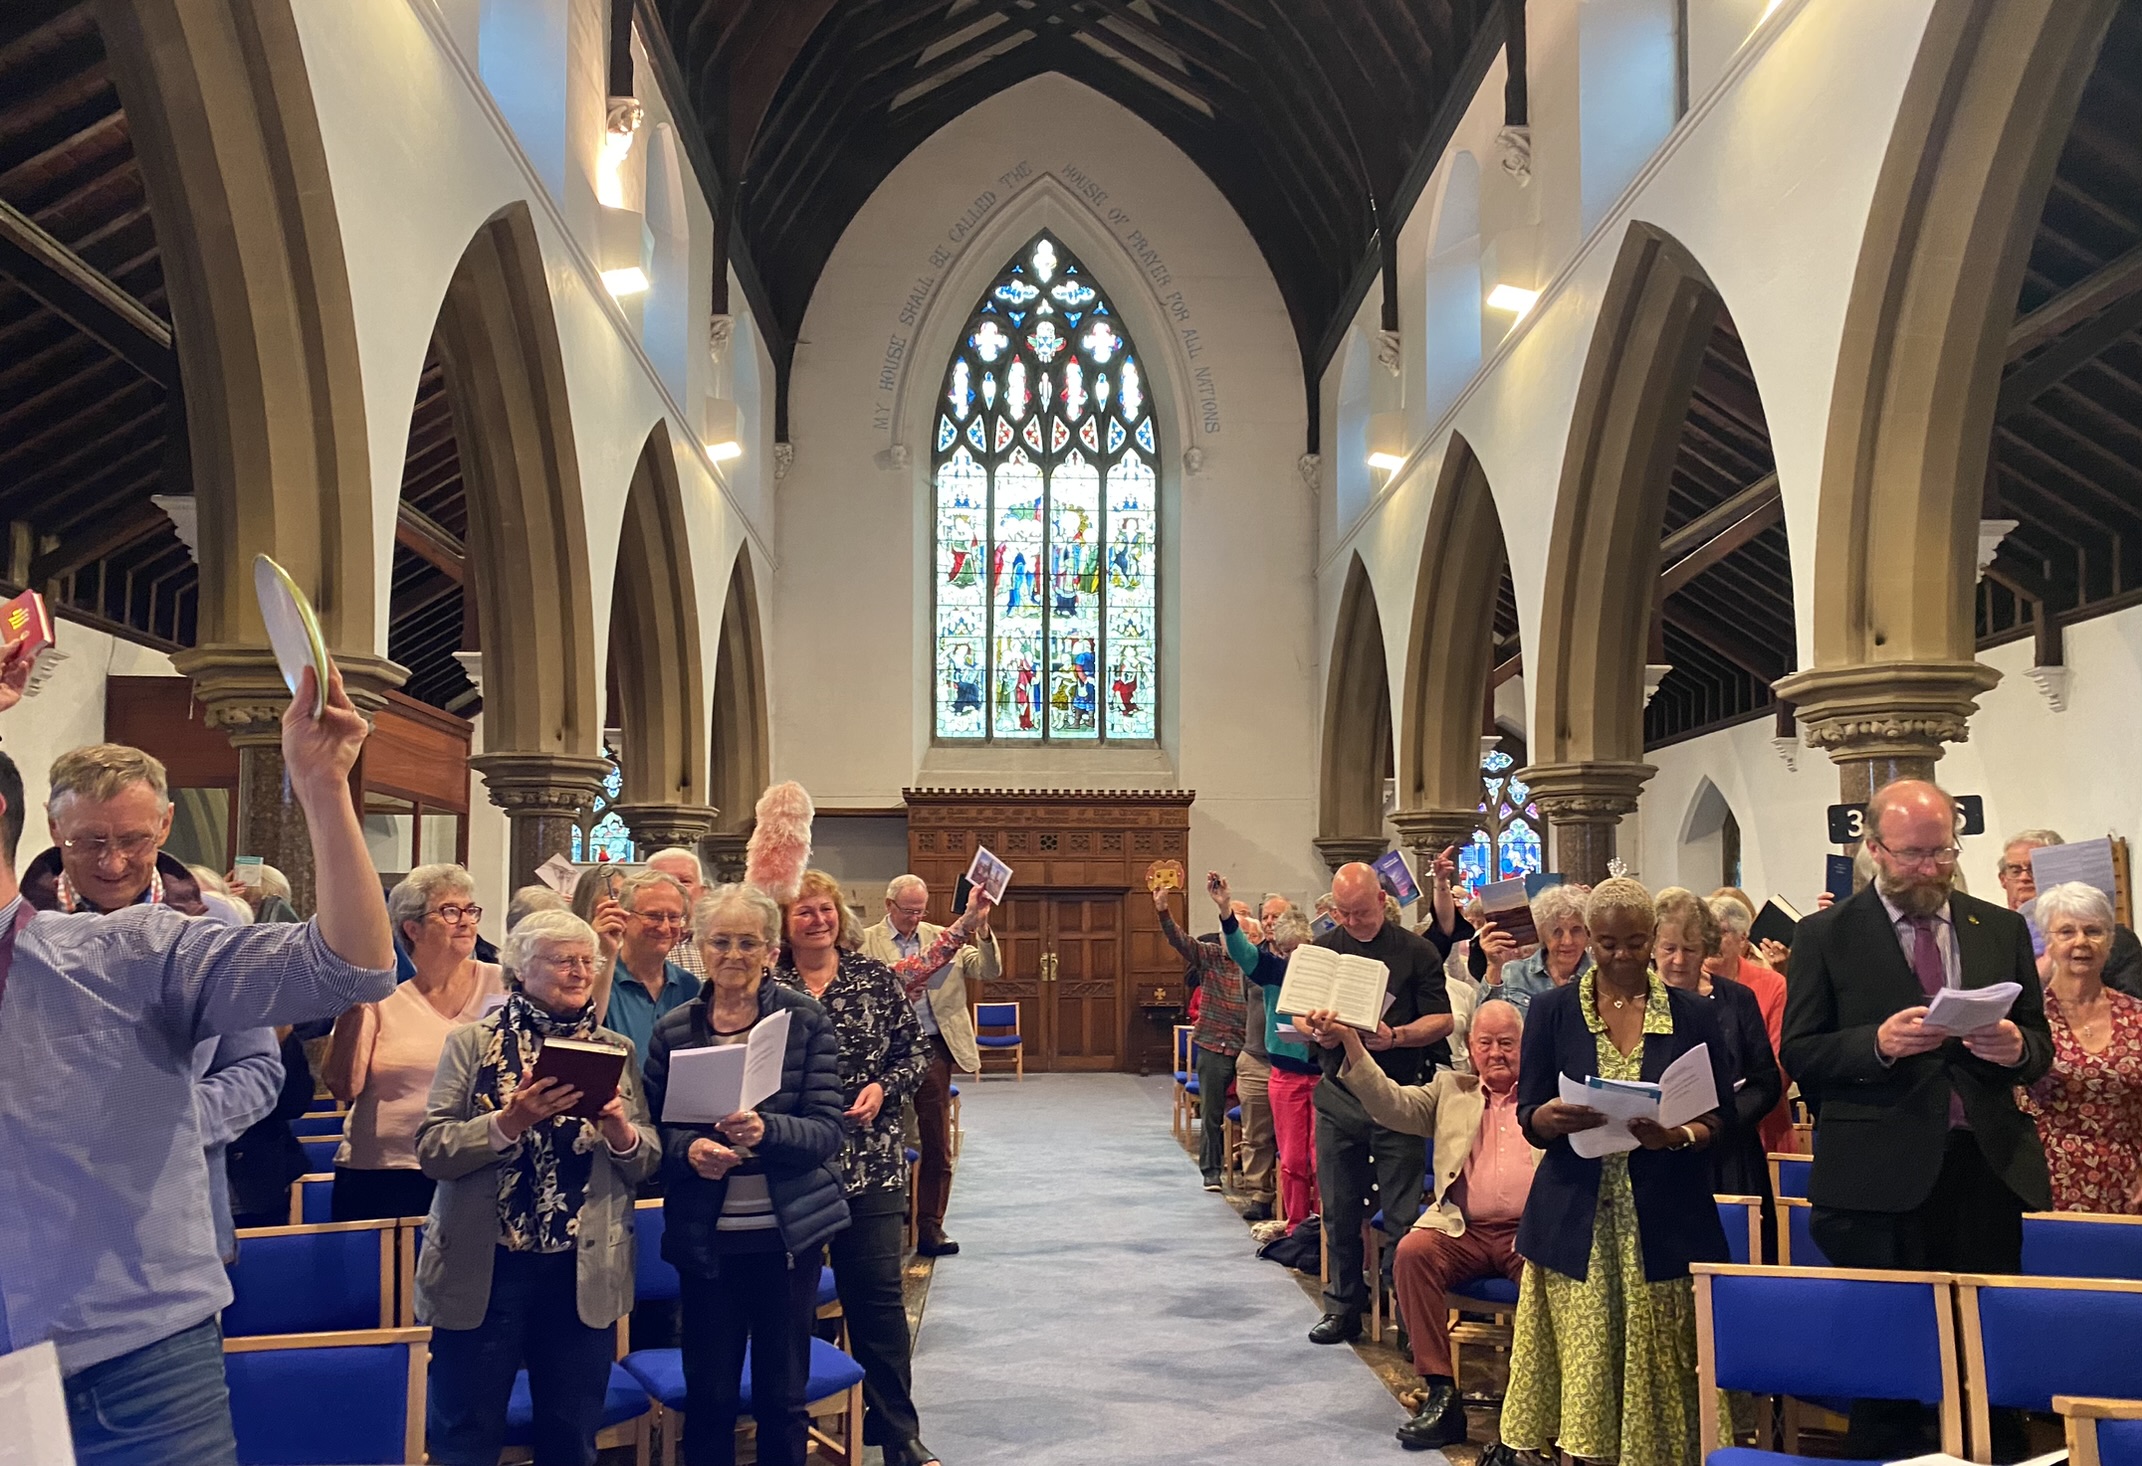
[{"x1": 1300, "y1": 999, "x2": 1532, "y2": 1451}]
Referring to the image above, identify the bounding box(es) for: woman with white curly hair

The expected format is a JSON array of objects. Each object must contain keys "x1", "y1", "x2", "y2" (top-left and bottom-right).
[
  {"x1": 1479, "y1": 882, "x2": 1592, "y2": 1017},
  {"x1": 1496, "y1": 877, "x2": 1734, "y2": 1466},
  {"x1": 2019, "y1": 881, "x2": 2142, "y2": 1213}
]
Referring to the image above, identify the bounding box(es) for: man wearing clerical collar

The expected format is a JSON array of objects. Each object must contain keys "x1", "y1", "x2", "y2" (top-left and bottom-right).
[{"x1": 19, "y1": 743, "x2": 206, "y2": 916}]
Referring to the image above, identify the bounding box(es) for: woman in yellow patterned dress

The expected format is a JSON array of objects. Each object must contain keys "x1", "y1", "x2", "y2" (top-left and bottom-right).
[{"x1": 1493, "y1": 878, "x2": 1735, "y2": 1466}]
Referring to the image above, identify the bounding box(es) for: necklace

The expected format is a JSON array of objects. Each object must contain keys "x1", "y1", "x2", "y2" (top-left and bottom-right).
[{"x1": 55, "y1": 867, "x2": 163, "y2": 913}]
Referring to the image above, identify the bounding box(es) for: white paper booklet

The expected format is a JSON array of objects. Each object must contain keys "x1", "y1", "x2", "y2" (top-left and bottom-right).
[
  {"x1": 1561, "y1": 1044, "x2": 1717, "y2": 1159},
  {"x1": 1920, "y1": 981, "x2": 2020, "y2": 1035},
  {"x1": 0, "y1": 1341, "x2": 74, "y2": 1466},
  {"x1": 661, "y1": 1010, "x2": 793, "y2": 1123},
  {"x1": 2029, "y1": 836, "x2": 2119, "y2": 901},
  {"x1": 1274, "y1": 944, "x2": 1391, "y2": 1031}
]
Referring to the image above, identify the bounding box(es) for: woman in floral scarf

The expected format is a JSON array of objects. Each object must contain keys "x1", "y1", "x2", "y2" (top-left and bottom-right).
[{"x1": 414, "y1": 908, "x2": 658, "y2": 1466}]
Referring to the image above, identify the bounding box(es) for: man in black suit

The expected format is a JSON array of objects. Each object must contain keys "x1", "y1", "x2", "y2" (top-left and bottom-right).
[{"x1": 1782, "y1": 778, "x2": 2052, "y2": 1454}]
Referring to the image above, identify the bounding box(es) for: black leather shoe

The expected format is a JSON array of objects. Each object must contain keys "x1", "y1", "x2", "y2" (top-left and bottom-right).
[
  {"x1": 915, "y1": 1234, "x2": 961, "y2": 1257},
  {"x1": 890, "y1": 1438, "x2": 942, "y2": 1466},
  {"x1": 1307, "y1": 1311, "x2": 1361, "y2": 1345},
  {"x1": 1395, "y1": 1383, "x2": 1467, "y2": 1450},
  {"x1": 1241, "y1": 1201, "x2": 1274, "y2": 1222},
  {"x1": 1479, "y1": 1441, "x2": 1527, "y2": 1466}
]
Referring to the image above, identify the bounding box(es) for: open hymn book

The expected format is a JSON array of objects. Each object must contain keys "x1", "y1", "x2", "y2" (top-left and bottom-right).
[
  {"x1": 660, "y1": 1010, "x2": 792, "y2": 1124},
  {"x1": 1274, "y1": 945, "x2": 1392, "y2": 1032}
]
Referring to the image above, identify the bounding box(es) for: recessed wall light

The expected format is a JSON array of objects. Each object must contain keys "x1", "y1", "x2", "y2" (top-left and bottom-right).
[
  {"x1": 1486, "y1": 283, "x2": 1539, "y2": 316},
  {"x1": 1366, "y1": 452, "x2": 1407, "y2": 472}
]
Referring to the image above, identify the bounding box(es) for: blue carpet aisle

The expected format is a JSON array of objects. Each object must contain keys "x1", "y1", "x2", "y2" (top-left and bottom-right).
[{"x1": 909, "y1": 1074, "x2": 1409, "y2": 1465}]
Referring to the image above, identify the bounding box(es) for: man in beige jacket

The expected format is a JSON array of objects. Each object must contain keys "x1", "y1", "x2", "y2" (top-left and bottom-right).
[
  {"x1": 861, "y1": 873, "x2": 1001, "y2": 1256},
  {"x1": 1301, "y1": 999, "x2": 1531, "y2": 1452}
]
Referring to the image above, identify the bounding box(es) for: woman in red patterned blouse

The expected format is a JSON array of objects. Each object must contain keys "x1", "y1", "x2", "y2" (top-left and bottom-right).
[{"x1": 2021, "y1": 881, "x2": 2142, "y2": 1214}]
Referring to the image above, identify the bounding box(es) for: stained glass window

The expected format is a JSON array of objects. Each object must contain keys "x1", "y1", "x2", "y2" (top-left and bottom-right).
[
  {"x1": 933, "y1": 233, "x2": 1158, "y2": 741},
  {"x1": 1457, "y1": 748, "x2": 1546, "y2": 890},
  {"x1": 571, "y1": 759, "x2": 636, "y2": 864}
]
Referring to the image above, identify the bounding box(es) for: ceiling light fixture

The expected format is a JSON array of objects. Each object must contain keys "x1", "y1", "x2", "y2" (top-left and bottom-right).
[
  {"x1": 602, "y1": 266, "x2": 650, "y2": 297},
  {"x1": 1366, "y1": 452, "x2": 1407, "y2": 472},
  {"x1": 1486, "y1": 283, "x2": 1540, "y2": 317},
  {"x1": 705, "y1": 440, "x2": 743, "y2": 462}
]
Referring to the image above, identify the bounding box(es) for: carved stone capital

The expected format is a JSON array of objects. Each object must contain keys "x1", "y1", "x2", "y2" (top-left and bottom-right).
[
  {"x1": 1519, "y1": 760, "x2": 1656, "y2": 825},
  {"x1": 1182, "y1": 446, "x2": 1206, "y2": 476},
  {"x1": 1388, "y1": 808, "x2": 1479, "y2": 861},
  {"x1": 468, "y1": 751, "x2": 613, "y2": 817},
  {"x1": 1495, "y1": 125, "x2": 1533, "y2": 185},
  {"x1": 699, "y1": 831, "x2": 750, "y2": 885},
  {"x1": 1375, "y1": 329, "x2": 1402, "y2": 376},
  {"x1": 173, "y1": 644, "x2": 407, "y2": 746},
  {"x1": 1771, "y1": 660, "x2": 2001, "y2": 766},
  {"x1": 708, "y1": 313, "x2": 733, "y2": 355},
  {"x1": 773, "y1": 441, "x2": 795, "y2": 480},
  {"x1": 1296, "y1": 452, "x2": 1321, "y2": 490},
  {"x1": 613, "y1": 802, "x2": 719, "y2": 851},
  {"x1": 605, "y1": 96, "x2": 644, "y2": 140},
  {"x1": 1312, "y1": 835, "x2": 1388, "y2": 876}
]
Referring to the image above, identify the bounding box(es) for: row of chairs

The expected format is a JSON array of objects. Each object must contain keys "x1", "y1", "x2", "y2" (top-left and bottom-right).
[
  {"x1": 1694, "y1": 1265, "x2": 2142, "y2": 1464},
  {"x1": 221, "y1": 1206, "x2": 864, "y2": 1464}
]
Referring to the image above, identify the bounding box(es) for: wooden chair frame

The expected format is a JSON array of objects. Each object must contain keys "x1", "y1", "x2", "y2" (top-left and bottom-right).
[
  {"x1": 653, "y1": 1373, "x2": 863, "y2": 1466},
  {"x1": 222, "y1": 1326, "x2": 430, "y2": 1465},
  {"x1": 1171, "y1": 1025, "x2": 1195, "y2": 1141},
  {"x1": 1957, "y1": 1272, "x2": 2142, "y2": 1463},
  {"x1": 2057, "y1": 1394, "x2": 2142, "y2": 1466},
  {"x1": 1767, "y1": 1151, "x2": 1813, "y2": 1200},
  {"x1": 1692, "y1": 1264, "x2": 1963, "y2": 1460},
  {"x1": 1774, "y1": 1197, "x2": 1815, "y2": 1266},
  {"x1": 286, "y1": 1171, "x2": 335, "y2": 1226},
  {"x1": 229, "y1": 1218, "x2": 399, "y2": 1332},
  {"x1": 1717, "y1": 1194, "x2": 1764, "y2": 1265},
  {"x1": 973, "y1": 1002, "x2": 1024, "y2": 1080}
]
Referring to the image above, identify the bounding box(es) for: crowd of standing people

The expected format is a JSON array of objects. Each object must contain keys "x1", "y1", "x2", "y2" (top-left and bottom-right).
[{"x1": 1182, "y1": 777, "x2": 2142, "y2": 1464}]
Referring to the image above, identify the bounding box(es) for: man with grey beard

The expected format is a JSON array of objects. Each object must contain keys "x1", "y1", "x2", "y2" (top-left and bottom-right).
[{"x1": 1782, "y1": 778, "x2": 2051, "y2": 1457}]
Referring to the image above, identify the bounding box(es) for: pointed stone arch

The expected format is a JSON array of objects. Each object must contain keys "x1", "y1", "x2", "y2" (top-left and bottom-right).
[
  {"x1": 436, "y1": 203, "x2": 606, "y2": 884},
  {"x1": 1393, "y1": 435, "x2": 1509, "y2": 863},
  {"x1": 1528, "y1": 222, "x2": 1722, "y2": 880},
  {"x1": 1318, "y1": 553, "x2": 1393, "y2": 871},
  {"x1": 705, "y1": 547, "x2": 772, "y2": 880},
  {"x1": 1776, "y1": 0, "x2": 2124, "y2": 799},
  {"x1": 609, "y1": 423, "x2": 714, "y2": 850}
]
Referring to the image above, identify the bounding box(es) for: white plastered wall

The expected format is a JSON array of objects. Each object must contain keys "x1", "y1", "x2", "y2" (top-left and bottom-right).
[
  {"x1": 774, "y1": 74, "x2": 1325, "y2": 902},
  {"x1": 1313, "y1": 0, "x2": 1943, "y2": 860}
]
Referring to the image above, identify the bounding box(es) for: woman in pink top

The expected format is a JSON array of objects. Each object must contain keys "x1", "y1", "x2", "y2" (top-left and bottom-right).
[{"x1": 324, "y1": 864, "x2": 504, "y2": 1220}]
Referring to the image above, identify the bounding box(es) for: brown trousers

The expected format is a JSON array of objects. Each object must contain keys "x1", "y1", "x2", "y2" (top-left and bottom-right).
[
  {"x1": 1392, "y1": 1219, "x2": 1523, "y2": 1378},
  {"x1": 913, "y1": 1034, "x2": 956, "y2": 1241},
  {"x1": 1232, "y1": 1051, "x2": 1276, "y2": 1204}
]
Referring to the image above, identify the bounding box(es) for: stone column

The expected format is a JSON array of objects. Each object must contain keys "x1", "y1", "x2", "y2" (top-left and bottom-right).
[
  {"x1": 1388, "y1": 808, "x2": 1480, "y2": 875},
  {"x1": 699, "y1": 831, "x2": 750, "y2": 885},
  {"x1": 1772, "y1": 661, "x2": 2001, "y2": 804},
  {"x1": 614, "y1": 803, "x2": 719, "y2": 855},
  {"x1": 1312, "y1": 835, "x2": 1388, "y2": 877},
  {"x1": 173, "y1": 645, "x2": 405, "y2": 916},
  {"x1": 1518, "y1": 760, "x2": 1655, "y2": 887},
  {"x1": 467, "y1": 751, "x2": 613, "y2": 891}
]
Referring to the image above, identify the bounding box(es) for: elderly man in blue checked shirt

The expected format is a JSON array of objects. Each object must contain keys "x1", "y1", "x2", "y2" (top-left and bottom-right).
[{"x1": 0, "y1": 652, "x2": 398, "y2": 1466}]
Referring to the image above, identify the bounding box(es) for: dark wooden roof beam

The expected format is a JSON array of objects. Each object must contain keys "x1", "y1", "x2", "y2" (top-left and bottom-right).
[
  {"x1": 881, "y1": 22, "x2": 1036, "y2": 110},
  {"x1": 1660, "y1": 600, "x2": 1782, "y2": 681},
  {"x1": 1659, "y1": 472, "x2": 1780, "y2": 560},
  {"x1": 27, "y1": 495, "x2": 167, "y2": 583},
  {"x1": 0, "y1": 196, "x2": 175, "y2": 387},
  {"x1": 395, "y1": 502, "x2": 466, "y2": 582},
  {"x1": 2009, "y1": 242, "x2": 2142, "y2": 361},
  {"x1": 1072, "y1": 33, "x2": 1214, "y2": 113}
]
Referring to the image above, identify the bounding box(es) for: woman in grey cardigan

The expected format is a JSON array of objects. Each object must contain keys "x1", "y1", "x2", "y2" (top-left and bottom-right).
[{"x1": 415, "y1": 908, "x2": 659, "y2": 1466}]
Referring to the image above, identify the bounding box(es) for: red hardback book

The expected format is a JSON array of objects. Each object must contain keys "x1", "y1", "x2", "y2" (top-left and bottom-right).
[
  {"x1": 526, "y1": 1037, "x2": 629, "y2": 1121},
  {"x1": 0, "y1": 589, "x2": 54, "y2": 662}
]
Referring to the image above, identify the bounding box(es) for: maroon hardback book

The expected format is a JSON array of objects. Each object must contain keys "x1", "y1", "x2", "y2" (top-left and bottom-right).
[{"x1": 527, "y1": 1038, "x2": 628, "y2": 1121}]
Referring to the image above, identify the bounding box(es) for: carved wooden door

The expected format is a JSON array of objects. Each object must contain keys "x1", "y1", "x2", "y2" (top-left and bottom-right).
[{"x1": 1044, "y1": 895, "x2": 1122, "y2": 1071}]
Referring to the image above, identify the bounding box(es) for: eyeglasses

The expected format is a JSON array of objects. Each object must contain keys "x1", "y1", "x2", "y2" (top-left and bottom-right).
[
  {"x1": 538, "y1": 953, "x2": 599, "y2": 973},
  {"x1": 633, "y1": 912, "x2": 688, "y2": 928},
  {"x1": 61, "y1": 832, "x2": 159, "y2": 860},
  {"x1": 1997, "y1": 862, "x2": 2033, "y2": 879},
  {"x1": 1870, "y1": 840, "x2": 1961, "y2": 868},
  {"x1": 703, "y1": 936, "x2": 767, "y2": 956},
  {"x1": 427, "y1": 904, "x2": 484, "y2": 924}
]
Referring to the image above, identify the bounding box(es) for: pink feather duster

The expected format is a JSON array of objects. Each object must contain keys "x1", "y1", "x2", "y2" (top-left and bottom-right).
[{"x1": 744, "y1": 781, "x2": 814, "y2": 904}]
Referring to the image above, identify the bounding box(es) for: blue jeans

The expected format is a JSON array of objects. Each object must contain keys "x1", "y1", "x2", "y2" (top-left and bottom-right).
[
  {"x1": 427, "y1": 1247, "x2": 613, "y2": 1466},
  {"x1": 63, "y1": 1317, "x2": 238, "y2": 1466}
]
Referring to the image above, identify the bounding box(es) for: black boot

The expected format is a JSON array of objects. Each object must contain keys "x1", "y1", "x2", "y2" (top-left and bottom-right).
[
  {"x1": 1395, "y1": 1381, "x2": 1467, "y2": 1450},
  {"x1": 1307, "y1": 1311, "x2": 1361, "y2": 1345}
]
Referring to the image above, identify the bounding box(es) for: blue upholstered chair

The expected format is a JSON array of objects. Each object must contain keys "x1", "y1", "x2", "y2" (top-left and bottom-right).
[
  {"x1": 1776, "y1": 1199, "x2": 1829, "y2": 1268},
  {"x1": 974, "y1": 1001, "x2": 1023, "y2": 1079},
  {"x1": 1171, "y1": 1025, "x2": 1195, "y2": 1141},
  {"x1": 1716, "y1": 1196, "x2": 1762, "y2": 1266},
  {"x1": 620, "y1": 1200, "x2": 865, "y2": 1465},
  {"x1": 949, "y1": 1081, "x2": 963, "y2": 1154},
  {"x1": 223, "y1": 1220, "x2": 396, "y2": 1336},
  {"x1": 502, "y1": 1341, "x2": 653, "y2": 1465},
  {"x1": 1692, "y1": 1263, "x2": 1963, "y2": 1465},
  {"x1": 299, "y1": 1135, "x2": 341, "y2": 1173},
  {"x1": 286, "y1": 1171, "x2": 334, "y2": 1226},
  {"x1": 1768, "y1": 1153, "x2": 1812, "y2": 1200},
  {"x1": 223, "y1": 1327, "x2": 428, "y2": 1465},
  {"x1": 1958, "y1": 1275, "x2": 2142, "y2": 1463},
  {"x1": 290, "y1": 1113, "x2": 345, "y2": 1138},
  {"x1": 2023, "y1": 1212, "x2": 2142, "y2": 1280},
  {"x1": 2057, "y1": 1396, "x2": 2142, "y2": 1466}
]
